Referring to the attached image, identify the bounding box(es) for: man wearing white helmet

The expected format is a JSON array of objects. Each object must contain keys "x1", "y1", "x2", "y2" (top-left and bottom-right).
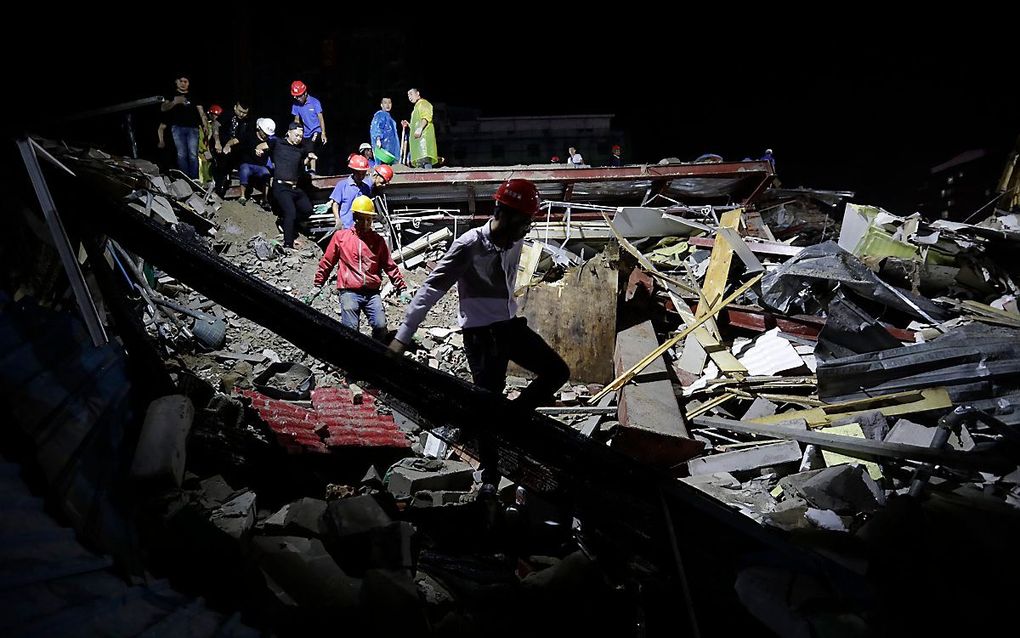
[{"x1": 236, "y1": 117, "x2": 276, "y2": 204}]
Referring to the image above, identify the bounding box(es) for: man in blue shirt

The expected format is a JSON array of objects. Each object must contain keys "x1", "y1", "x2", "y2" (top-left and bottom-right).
[
  {"x1": 328, "y1": 154, "x2": 372, "y2": 229},
  {"x1": 369, "y1": 97, "x2": 400, "y2": 164},
  {"x1": 290, "y1": 80, "x2": 327, "y2": 173}
]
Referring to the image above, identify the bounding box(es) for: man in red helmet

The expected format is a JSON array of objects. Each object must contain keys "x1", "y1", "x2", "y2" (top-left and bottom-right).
[
  {"x1": 328, "y1": 154, "x2": 373, "y2": 228},
  {"x1": 389, "y1": 179, "x2": 570, "y2": 491},
  {"x1": 290, "y1": 80, "x2": 327, "y2": 173},
  {"x1": 370, "y1": 163, "x2": 394, "y2": 190},
  {"x1": 608, "y1": 144, "x2": 623, "y2": 167}
]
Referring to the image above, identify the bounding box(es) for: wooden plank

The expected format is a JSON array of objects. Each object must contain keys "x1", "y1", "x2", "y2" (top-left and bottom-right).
[
  {"x1": 689, "y1": 236, "x2": 802, "y2": 257},
  {"x1": 746, "y1": 387, "x2": 953, "y2": 428},
  {"x1": 590, "y1": 274, "x2": 763, "y2": 402},
  {"x1": 514, "y1": 251, "x2": 618, "y2": 384},
  {"x1": 697, "y1": 208, "x2": 743, "y2": 312},
  {"x1": 693, "y1": 413, "x2": 988, "y2": 470},
  {"x1": 599, "y1": 209, "x2": 743, "y2": 376}
]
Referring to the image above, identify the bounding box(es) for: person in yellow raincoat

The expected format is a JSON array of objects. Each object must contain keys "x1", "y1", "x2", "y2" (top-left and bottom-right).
[{"x1": 401, "y1": 88, "x2": 437, "y2": 168}]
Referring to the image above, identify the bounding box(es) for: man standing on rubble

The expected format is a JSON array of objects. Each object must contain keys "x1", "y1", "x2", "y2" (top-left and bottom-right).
[
  {"x1": 401, "y1": 88, "x2": 437, "y2": 169},
  {"x1": 160, "y1": 74, "x2": 209, "y2": 179},
  {"x1": 389, "y1": 179, "x2": 570, "y2": 494},
  {"x1": 370, "y1": 97, "x2": 401, "y2": 164},
  {"x1": 328, "y1": 155, "x2": 373, "y2": 229},
  {"x1": 315, "y1": 196, "x2": 406, "y2": 340},
  {"x1": 290, "y1": 80, "x2": 327, "y2": 174},
  {"x1": 256, "y1": 122, "x2": 316, "y2": 249}
]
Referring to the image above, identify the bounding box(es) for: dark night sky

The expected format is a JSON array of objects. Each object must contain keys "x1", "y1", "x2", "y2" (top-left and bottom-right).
[{"x1": 12, "y1": 17, "x2": 1019, "y2": 213}]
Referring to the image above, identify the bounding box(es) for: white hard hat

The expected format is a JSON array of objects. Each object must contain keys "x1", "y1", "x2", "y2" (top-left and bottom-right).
[
  {"x1": 257, "y1": 117, "x2": 276, "y2": 136},
  {"x1": 359, "y1": 142, "x2": 372, "y2": 151}
]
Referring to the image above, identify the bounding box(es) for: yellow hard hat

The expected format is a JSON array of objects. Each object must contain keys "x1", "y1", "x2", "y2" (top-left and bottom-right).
[{"x1": 351, "y1": 195, "x2": 375, "y2": 215}]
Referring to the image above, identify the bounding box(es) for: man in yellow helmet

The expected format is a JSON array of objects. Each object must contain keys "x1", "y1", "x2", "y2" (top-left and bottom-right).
[{"x1": 314, "y1": 196, "x2": 406, "y2": 340}]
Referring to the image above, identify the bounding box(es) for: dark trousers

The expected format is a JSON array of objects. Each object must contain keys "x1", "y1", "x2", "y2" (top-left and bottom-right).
[
  {"x1": 462, "y1": 317, "x2": 570, "y2": 484},
  {"x1": 272, "y1": 182, "x2": 312, "y2": 247}
]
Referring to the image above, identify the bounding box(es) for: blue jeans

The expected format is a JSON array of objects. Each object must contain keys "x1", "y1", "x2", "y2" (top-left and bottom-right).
[
  {"x1": 238, "y1": 163, "x2": 271, "y2": 186},
  {"x1": 171, "y1": 125, "x2": 200, "y2": 178},
  {"x1": 339, "y1": 290, "x2": 388, "y2": 340}
]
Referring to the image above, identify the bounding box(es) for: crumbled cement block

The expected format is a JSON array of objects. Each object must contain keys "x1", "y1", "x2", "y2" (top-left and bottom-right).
[
  {"x1": 885, "y1": 419, "x2": 937, "y2": 447},
  {"x1": 195, "y1": 475, "x2": 234, "y2": 509},
  {"x1": 324, "y1": 495, "x2": 391, "y2": 538},
  {"x1": 743, "y1": 397, "x2": 778, "y2": 420},
  {"x1": 410, "y1": 491, "x2": 471, "y2": 508},
  {"x1": 613, "y1": 321, "x2": 703, "y2": 466},
  {"x1": 252, "y1": 536, "x2": 361, "y2": 608},
  {"x1": 804, "y1": 508, "x2": 850, "y2": 532},
  {"x1": 210, "y1": 490, "x2": 256, "y2": 539},
  {"x1": 130, "y1": 395, "x2": 194, "y2": 487},
  {"x1": 264, "y1": 497, "x2": 327, "y2": 537},
  {"x1": 799, "y1": 465, "x2": 885, "y2": 514},
  {"x1": 384, "y1": 458, "x2": 474, "y2": 498},
  {"x1": 169, "y1": 178, "x2": 194, "y2": 200},
  {"x1": 368, "y1": 521, "x2": 415, "y2": 570},
  {"x1": 687, "y1": 440, "x2": 803, "y2": 476}
]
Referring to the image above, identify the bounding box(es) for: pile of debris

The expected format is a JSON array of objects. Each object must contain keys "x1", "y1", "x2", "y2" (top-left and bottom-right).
[{"x1": 16, "y1": 135, "x2": 1020, "y2": 635}]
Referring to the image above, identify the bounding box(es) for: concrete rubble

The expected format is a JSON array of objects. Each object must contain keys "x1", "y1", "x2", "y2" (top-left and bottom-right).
[{"x1": 8, "y1": 133, "x2": 1020, "y2": 636}]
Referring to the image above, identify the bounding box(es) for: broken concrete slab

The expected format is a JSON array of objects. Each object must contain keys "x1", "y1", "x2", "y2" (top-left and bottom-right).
[
  {"x1": 681, "y1": 472, "x2": 776, "y2": 521},
  {"x1": 687, "y1": 440, "x2": 802, "y2": 476},
  {"x1": 762, "y1": 497, "x2": 813, "y2": 532},
  {"x1": 360, "y1": 568, "x2": 428, "y2": 632},
  {"x1": 323, "y1": 495, "x2": 392, "y2": 539},
  {"x1": 169, "y1": 178, "x2": 194, "y2": 200},
  {"x1": 130, "y1": 395, "x2": 194, "y2": 487},
  {"x1": 804, "y1": 508, "x2": 850, "y2": 532},
  {"x1": 885, "y1": 419, "x2": 937, "y2": 447},
  {"x1": 209, "y1": 490, "x2": 256, "y2": 539},
  {"x1": 251, "y1": 535, "x2": 361, "y2": 609},
  {"x1": 263, "y1": 498, "x2": 327, "y2": 537},
  {"x1": 799, "y1": 465, "x2": 885, "y2": 514},
  {"x1": 410, "y1": 490, "x2": 471, "y2": 508},
  {"x1": 384, "y1": 458, "x2": 474, "y2": 498},
  {"x1": 743, "y1": 397, "x2": 779, "y2": 421},
  {"x1": 613, "y1": 321, "x2": 704, "y2": 467},
  {"x1": 368, "y1": 521, "x2": 415, "y2": 570}
]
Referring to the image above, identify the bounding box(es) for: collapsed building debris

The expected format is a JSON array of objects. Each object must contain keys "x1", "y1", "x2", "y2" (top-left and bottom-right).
[{"x1": 6, "y1": 130, "x2": 1020, "y2": 636}]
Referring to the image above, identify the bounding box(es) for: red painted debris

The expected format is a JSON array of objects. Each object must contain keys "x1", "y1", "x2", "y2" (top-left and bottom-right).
[{"x1": 239, "y1": 387, "x2": 409, "y2": 454}]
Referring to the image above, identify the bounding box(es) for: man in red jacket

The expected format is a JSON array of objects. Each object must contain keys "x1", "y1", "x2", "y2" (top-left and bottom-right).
[{"x1": 314, "y1": 195, "x2": 406, "y2": 340}]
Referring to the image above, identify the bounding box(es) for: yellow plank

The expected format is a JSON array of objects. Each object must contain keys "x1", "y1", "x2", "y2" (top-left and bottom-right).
[
  {"x1": 818, "y1": 423, "x2": 884, "y2": 480},
  {"x1": 747, "y1": 388, "x2": 952, "y2": 428},
  {"x1": 590, "y1": 273, "x2": 763, "y2": 403},
  {"x1": 696, "y1": 209, "x2": 743, "y2": 314}
]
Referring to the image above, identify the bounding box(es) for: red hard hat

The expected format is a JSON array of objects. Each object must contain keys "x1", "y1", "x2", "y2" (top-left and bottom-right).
[
  {"x1": 348, "y1": 154, "x2": 370, "y2": 171},
  {"x1": 612, "y1": 144, "x2": 621, "y2": 152},
  {"x1": 550, "y1": 155, "x2": 560, "y2": 162},
  {"x1": 208, "y1": 104, "x2": 223, "y2": 116},
  {"x1": 494, "y1": 178, "x2": 540, "y2": 216},
  {"x1": 290, "y1": 80, "x2": 307, "y2": 97},
  {"x1": 374, "y1": 164, "x2": 394, "y2": 183}
]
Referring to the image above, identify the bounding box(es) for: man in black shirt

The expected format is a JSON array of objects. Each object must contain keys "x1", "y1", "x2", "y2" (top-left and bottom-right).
[
  {"x1": 256, "y1": 122, "x2": 317, "y2": 249},
  {"x1": 159, "y1": 74, "x2": 208, "y2": 179},
  {"x1": 214, "y1": 99, "x2": 252, "y2": 196}
]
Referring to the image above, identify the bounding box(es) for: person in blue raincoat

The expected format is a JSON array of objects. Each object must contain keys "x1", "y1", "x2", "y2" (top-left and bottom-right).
[{"x1": 370, "y1": 97, "x2": 400, "y2": 164}]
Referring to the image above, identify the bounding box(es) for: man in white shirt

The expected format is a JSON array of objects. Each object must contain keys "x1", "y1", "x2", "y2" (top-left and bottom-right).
[{"x1": 389, "y1": 179, "x2": 570, "y2": 491}]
